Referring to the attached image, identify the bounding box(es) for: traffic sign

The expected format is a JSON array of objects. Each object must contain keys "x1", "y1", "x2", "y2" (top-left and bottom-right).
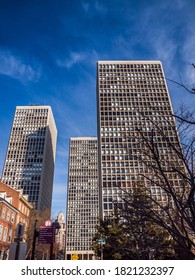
[
  {"x1": 98, "y1": 237, "x2": 106, "y2": 244},
  {"x1": 44, "y1": 220, "x2": 52, "y2": 227},
  {"x1": 71, "y1": 254, "x2": 79, "y2": 260},
  {"x1": 38, "y1": 226, "x2": 55, "y2": 244}
]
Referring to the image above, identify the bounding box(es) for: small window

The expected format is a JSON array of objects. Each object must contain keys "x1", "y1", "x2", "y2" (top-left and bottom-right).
[
  {"x1": 6, "y1": 211, "x2": 10, "y2": 221},
  {"x1": 8, "y1": 229, "x2": 12, "y2": 243},
  {"x1": 3, "y1": 228, "x2": 8, "y2": 242},
  {"x1": 0, "y1": 192, "x2": 6, "y2": 199},
  {"x1": 2, "y1": 208, "x2": 6, "y2": 219},
  {"x1": 11, "y1": 214, "x2": 15, "y2": 223}
]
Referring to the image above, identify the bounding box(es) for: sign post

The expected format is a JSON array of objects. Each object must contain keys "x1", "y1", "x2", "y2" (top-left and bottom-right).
[
  {"x1": 9, "y1": 223, "x2": 26, "y2": 260},
  {"x1": 98, "y1": 237, "x2": 106, "y2": 260},
  {"x1": 36, "y1": 219, "x2": 60, "y2": 260},
  {"x1": 31, "y1": 219, "x2": 39, "y2": 260}
]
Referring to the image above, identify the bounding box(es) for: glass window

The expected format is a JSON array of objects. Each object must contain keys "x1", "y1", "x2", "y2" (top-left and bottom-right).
[
  {"x1": 3, "y1": 228, "x2": 8, "y2": 242},
  {"x1": 6, "y1": 211, "x2": 10, "y2": 221},
  {"x1": 8, "y1": 229, "x2": 12, "y2": 243},
  {"x1": 11, "y1": 214, "x2": 15, "y2": 223},
  {"x1": 2, "y1": 208, "x2": 6, "y2": 218}
]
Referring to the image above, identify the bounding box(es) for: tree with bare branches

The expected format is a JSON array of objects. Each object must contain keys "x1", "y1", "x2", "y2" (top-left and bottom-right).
[
  {"x1": 117, "y1": 66, "x2": 195, "y2": 259},
  {"x1": 25, "y1": 208, "x2": 51, "y2": 259},
  {"x1": 93, "y1": 64, "x2": 195, "y2": 260}
]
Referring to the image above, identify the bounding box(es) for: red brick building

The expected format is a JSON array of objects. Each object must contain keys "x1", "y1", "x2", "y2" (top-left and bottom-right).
[{"x1": 0, "y1": 180, "x2": 33, "y2": 259}]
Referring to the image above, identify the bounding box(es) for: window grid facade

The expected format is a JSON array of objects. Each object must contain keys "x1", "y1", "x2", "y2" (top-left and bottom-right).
[
  {"x1": 2, "y1": 106, "x2": 57, "y2": 212},
  {"x1": 97, "y1": 61, "x2": 182, "y2": 219},
  {"x1": 66, "y1": 137, "x2": 99, "y2": 260}
]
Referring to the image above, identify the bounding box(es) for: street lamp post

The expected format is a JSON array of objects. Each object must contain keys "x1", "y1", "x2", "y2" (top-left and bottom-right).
[
  {"x1": 100, "y1": 243, "x2": 103, "y2": 260},
  {"x1": 98, "y1": 237, "x2": 105, "y2": 260},
  {"x1": 49, "y1": 219, "x2": 60, "y2": 260},
  {"x1": 31, "y1": 219, "x2": 39, "y2": 260}
]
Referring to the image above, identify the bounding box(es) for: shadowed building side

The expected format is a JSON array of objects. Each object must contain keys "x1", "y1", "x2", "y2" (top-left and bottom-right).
[
  {"x1": 2, "y1": 106, "x2": 57, "y2": 214},
  {"x1": 65, "y1": 137, "x2": 99, "y2": 260}
]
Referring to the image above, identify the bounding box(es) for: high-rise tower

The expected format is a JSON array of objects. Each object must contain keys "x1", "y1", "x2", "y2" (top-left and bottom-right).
[
  {"x1": 2, "y1": 105, "x2": 57, "y2": 212},
  {"x1": 65, "y1": 137, "x2": 99, "y2": 260},
  {"x1": 97, "y1": 61, "x2": 180, "y2": 219}
]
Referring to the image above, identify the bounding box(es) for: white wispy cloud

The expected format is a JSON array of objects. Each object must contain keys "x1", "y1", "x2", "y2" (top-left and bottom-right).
[
  {"x1": 181, "y1": 29, "x2": 195, "y2": 85},
  {"x1": 152, "y1": 36, "x2": 177, "y2": 67},
  {"x1": 51, "y1": 181, "x2": 67, "y2": 216},
  {"x1": 57, "y1": 49, "x2": 99, "y2": 69},
  {"x1": 94, "y1": 1, "x2": 107, "y2": 15},
  {"x1": 57, "y1": 145, "x2": 69, "y2": 158},
  {"x1": 0, "y1": 50, "x2": 41, "y2": 83},
  {"x1": 52, "y1": 182, "x2": 67, "y2": 197},
  {"x1": 82, "y1": 1, "x2": 90, "y2": 12},
  {"x1": 57, "y1": 52, "x2": 87, "y2": 68},
  {"x1": 82, "y1": 1, "x2": 107, "y2": 15},
  {"x1": 53, "y1": 98, "x2": 94, "y2": 136},
  {"x1": 173, "y1": 0, "x2": 186, "y2": 10}
]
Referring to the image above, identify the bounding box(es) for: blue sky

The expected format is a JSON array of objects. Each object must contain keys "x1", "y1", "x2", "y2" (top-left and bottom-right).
[{"x1": 0, "y1": 0, "x2": 195, "y2": 218}]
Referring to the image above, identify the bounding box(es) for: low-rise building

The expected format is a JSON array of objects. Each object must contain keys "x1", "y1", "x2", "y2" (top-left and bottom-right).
[{"x1": 0, "y1": 180, "x2": 33, "y2": 259}]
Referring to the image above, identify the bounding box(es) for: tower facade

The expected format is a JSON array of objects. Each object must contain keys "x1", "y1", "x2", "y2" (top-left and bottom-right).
[
  {"x1": 97, "y1": 61, "x2": 180, "y2": 219},
  {"x1": 66, "y1": 137, "x2": 99, "y2": 260},
  {"x1": 56, "y1": 211, "x2": 66, "y2": 259},
  {"x1": 2, "y1": 105, "x2": 57, "y2": 212}
]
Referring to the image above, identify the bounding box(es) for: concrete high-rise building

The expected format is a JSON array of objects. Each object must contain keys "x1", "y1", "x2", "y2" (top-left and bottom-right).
[
  {"x1": 66, "y1": 137, "x2": 99, "y2": 260},
  {"x1": 2, "y1": 105, "x2": 57, "y2": 212},
  {"x1": 97, "y1": 60, "x2": 180, "y2": 219}
]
